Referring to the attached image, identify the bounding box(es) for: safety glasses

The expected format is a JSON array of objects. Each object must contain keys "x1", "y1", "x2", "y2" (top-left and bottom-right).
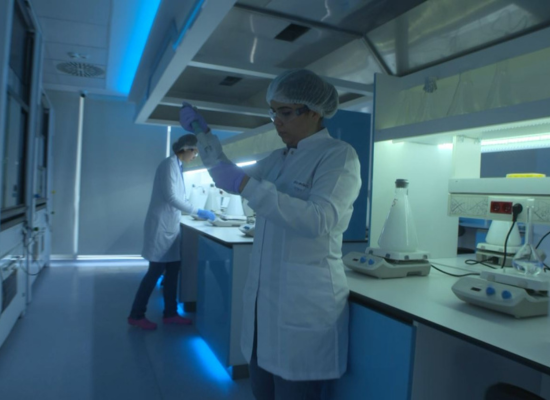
[{"x1": 268, "y1": 105, "x2": 309, "y2": 123}]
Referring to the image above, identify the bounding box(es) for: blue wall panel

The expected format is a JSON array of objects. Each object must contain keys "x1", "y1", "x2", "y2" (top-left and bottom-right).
[
  {"x1": 481, "y1": 148, "x2": 550, "y2": 178},
  {"x1": 325, "y1": 111, "x2": 372, "y2": 242}
]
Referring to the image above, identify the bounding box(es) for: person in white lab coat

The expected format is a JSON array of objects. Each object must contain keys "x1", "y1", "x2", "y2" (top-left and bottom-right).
[
  {"x1": 128, "y1": 134, "x2": 216, "y2": 330},
  {"x1": 179, "y1": 70, "x2": 361, "y2": 399}
]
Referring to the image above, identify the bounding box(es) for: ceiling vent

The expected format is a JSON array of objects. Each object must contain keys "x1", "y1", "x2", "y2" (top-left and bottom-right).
[
  {"x1": 219, "y1": 76, "x2": 242, "y2": 86},
  {"x1": 275, "y1": 23, "x2": 310, "y2": 42},
  {"x1": 56, "y1": 62, "x2": 105, "y2": 78}
]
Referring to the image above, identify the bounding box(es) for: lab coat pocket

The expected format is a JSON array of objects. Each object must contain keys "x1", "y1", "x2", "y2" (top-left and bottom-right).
[{"x1": 280, "y1": 263, "x2": 335, "y2": 329}]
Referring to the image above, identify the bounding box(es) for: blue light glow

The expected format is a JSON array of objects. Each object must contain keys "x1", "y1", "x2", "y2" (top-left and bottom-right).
[
  {"x1": 189, "y1": 337, "x2": 233, "y2": 383},
  {"x1": 116, "y1": 0, "x2": 161, "y2": 94}
]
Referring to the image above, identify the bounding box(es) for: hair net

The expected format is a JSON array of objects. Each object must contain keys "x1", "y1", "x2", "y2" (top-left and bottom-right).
[
  {"x1": 172, "y1": 134, "x2": 198, "y2": 153},
  {"x1": 266, "y1": 69, "x2": 339, "y2": 118}
]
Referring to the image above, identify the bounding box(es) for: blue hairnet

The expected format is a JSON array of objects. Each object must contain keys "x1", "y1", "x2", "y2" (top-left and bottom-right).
[
  {"x1": 266, "y1": 69, "x2": 339, "y2": 118},
  {"x1": 172, "y1": 134, "x2": 198, "y2": 153}
]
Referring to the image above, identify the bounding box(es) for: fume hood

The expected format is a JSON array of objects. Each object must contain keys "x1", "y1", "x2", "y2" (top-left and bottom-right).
[{"x1": 130, "y1": 0, "x2": 550, "y2": 142}]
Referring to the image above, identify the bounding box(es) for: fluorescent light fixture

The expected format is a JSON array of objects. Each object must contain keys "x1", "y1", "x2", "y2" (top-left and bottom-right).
[
  {"x1": 77, "y1": 255, "x2": 145, "y2": 260},
  {"x1": 481, "y1": 133, "x2": 550, "y2": 153},
  {"x1": 236, "y1": 161, "x2": 257, "y2": 167},
  {"x1": 185, "y1": 168, "x2": 208, "y2": 175},
  {"x1": 185, "y1": 161, "x2": 256, "y2": 174},
  {"x1": 435, "y1": 134, "x2": 550, "y2": 152}
]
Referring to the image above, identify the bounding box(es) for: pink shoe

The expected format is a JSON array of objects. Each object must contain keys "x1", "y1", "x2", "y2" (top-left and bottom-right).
[
  {"x1": 128, "y1": 317, "x2": 157, "y2": 330},
  {"x1": 163, "y1": 315, "x2": 193, "y2": 325}
]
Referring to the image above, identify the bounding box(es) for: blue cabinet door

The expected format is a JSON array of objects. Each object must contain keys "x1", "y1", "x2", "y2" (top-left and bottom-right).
[
  {"x1": 327, "y1": 302, "x2": 415, "y2": 400},
  {"x1": 196, "y1": 237, "x2": 233, "y2": 368}
]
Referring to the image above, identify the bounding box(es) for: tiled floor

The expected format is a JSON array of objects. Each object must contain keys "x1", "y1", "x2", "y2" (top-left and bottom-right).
[{"x1": 0, "y1": 263, "x2": 255, "y2": 400}]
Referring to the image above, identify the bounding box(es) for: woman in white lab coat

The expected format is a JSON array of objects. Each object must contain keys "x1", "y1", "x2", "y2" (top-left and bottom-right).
[
  {"x1": 180, "y1": 70, "x2": 361, "y2": 399},
  {"x1": 128, "y1": 134, "x2": 215, "y2": 330}
]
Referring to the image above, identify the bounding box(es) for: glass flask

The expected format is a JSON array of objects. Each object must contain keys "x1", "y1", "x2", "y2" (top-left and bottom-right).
[
  {"x1": 378, "y1": 179, "x2": 419, "y2": 252},
  {"x1": 512, "y1": 205, "x2": 544, "y2": 276}
]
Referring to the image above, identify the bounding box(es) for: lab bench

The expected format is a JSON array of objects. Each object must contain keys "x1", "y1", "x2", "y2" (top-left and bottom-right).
[
  {"x1": 180, "y1": 216, "x2": 550, "y2": 397},
  {"x1": 180, "y1": 216, "x2": 253, "y2": 379},
  {"x1": 332, "y1": 255, "x2": 550, "y2": 400}
]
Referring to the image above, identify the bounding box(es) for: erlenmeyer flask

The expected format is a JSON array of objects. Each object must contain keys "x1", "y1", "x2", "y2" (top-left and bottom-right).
[
  {"x1": 378, "y1": 179, "x2": 419, "y2": 252},
  {"x1": 512, "y1": 205, "x2": 544, "y2": 276}
]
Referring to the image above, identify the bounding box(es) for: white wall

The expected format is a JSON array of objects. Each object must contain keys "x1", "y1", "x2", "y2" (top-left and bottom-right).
[
  {"x1": 370, "y1": 141, "x2": 458, "y2": 259},
  {"x1": 49, "y1": 91, "x2": 168, "y2": 256}
]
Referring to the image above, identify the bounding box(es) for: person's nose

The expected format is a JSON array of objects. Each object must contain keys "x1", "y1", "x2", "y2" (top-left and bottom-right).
[{"x1": 273, "y1": 116, "x2": 284, "y2": 126}]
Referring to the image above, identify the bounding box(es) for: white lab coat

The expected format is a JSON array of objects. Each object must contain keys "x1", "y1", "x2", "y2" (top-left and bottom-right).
[
  {"x1": 142, "y1": 155, "x2": 197, "y2": 262},
  {"x1": 239, "y1": 129, "x2": 361, "y2": 381}
]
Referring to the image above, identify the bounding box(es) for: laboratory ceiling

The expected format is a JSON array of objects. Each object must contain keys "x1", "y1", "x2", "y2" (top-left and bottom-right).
[
  {"x1": 28, "y1": 0, "x2": 550, "y2": 134},
  {"x1": 29, "y1": 0, "x2": 160, "y2": 96}
]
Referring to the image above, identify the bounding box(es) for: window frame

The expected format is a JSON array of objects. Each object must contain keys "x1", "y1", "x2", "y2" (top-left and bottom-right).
[{"x1": 1, "y1": 0, "x2": 35, "y2": 228}]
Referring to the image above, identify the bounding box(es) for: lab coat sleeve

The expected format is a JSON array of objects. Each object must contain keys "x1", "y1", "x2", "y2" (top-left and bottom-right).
[
  {"x1": 242, "y1": 154, "x2": 271, "y2": 181},
  {"x1": 241, "y1": 146, "x2": 361, "y2": 238},
  {"x1": 161, "y1": 160, "x2": 197, "y2": 215}
]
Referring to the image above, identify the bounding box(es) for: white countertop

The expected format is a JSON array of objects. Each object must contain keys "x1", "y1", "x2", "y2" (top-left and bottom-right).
[
  {"x1": 346, "y1": 254, "x2": 550, "y2": 373},
  {"x1": 180, "y1": 215, "x2": 254, "y2": 245}
]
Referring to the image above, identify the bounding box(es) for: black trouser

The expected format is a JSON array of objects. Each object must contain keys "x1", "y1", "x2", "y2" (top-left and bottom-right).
[{"x1": 129, "y1": 261, "x2": 180, "y2": 319}]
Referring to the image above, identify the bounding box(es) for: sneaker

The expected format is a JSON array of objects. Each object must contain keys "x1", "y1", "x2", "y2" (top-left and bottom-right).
[
  {"x1": 163, "y1": 315, "x2": 193, "y2": 325},
  {"x1": 128, "y1": 317, "x2": 157, "y2": 330}
]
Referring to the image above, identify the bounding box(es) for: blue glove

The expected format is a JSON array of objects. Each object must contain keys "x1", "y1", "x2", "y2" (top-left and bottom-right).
[
  {"x1": 209, "y1": 162, "x2": 247, "y2": 194},
  {"x1": 197, "y1": 209, "x2": 216, "y2": 221},
  {"x1": 179, "y1": 102, "x2": 209, "y2": 133}
]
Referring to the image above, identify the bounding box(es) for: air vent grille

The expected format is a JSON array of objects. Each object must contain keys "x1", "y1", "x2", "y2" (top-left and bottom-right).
[
  {"x1": 275, "y1": 23, "x2": 310, "y2": 42},
  {"x1": 219, "y1": 76, "x2": 242, "y2": 86},
  {"x1": 56, "y1": 62, "x2": 105, "y2": 78}
]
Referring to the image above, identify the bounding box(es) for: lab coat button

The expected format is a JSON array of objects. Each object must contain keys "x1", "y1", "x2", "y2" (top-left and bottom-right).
[
  {"x1": 502, "y1": 290, "x2": 512, "y2": 300},
  {"x1": 486, "y1": 287, "x2": 495, "y2": 296}
]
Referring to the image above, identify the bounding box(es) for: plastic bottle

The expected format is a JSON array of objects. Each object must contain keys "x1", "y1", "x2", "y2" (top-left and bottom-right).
[
  {"x1": 377, "y1": 179, "x2": 419, "y2": 252},
  {"x1": 204, "y1": 184, "x2": 221, "y2": 213}
]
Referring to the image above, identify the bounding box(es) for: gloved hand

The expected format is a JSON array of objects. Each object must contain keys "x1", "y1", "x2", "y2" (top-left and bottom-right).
[
  {"x1": 197, "y1": 209, "x2": 216, "y2": 221},
  {"x1": 209, "y1": 162, "x2": 247, "y2": 194},
  {"x1": 179, "y1": 102, "x2": 209, "y2": 134}
]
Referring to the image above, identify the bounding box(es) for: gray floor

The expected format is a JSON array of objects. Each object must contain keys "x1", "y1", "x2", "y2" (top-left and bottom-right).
[{"x1": 0, "y1": 263, "x2": 255, "y2": 400}]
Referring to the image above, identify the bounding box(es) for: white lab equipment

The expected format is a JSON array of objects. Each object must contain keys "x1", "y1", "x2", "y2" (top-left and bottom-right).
[
  {"x1": 343, "y1": 179, "x2": 431, "y2": 278},
  {"x1": 187, "y1": 185, "x2": 207, "y2": 212},
  {"x1": 449, "y1": 177, "x2": 550, "y2": 318},
  {"x1": 224, "y1": 194, "x2": 245, "y2": 218},
  {"x1": 204, "y1": 184, "x2": 222, "y2": 213},
  {"x1": 239, "y1": 223, "x2": 255, "y2": 237},
  {"x1": 475, "y1": 220, "x2": 522, "y2": 267},
  {"x1": 208, "y1": 194, "x2": 247, "y2": 227}
]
